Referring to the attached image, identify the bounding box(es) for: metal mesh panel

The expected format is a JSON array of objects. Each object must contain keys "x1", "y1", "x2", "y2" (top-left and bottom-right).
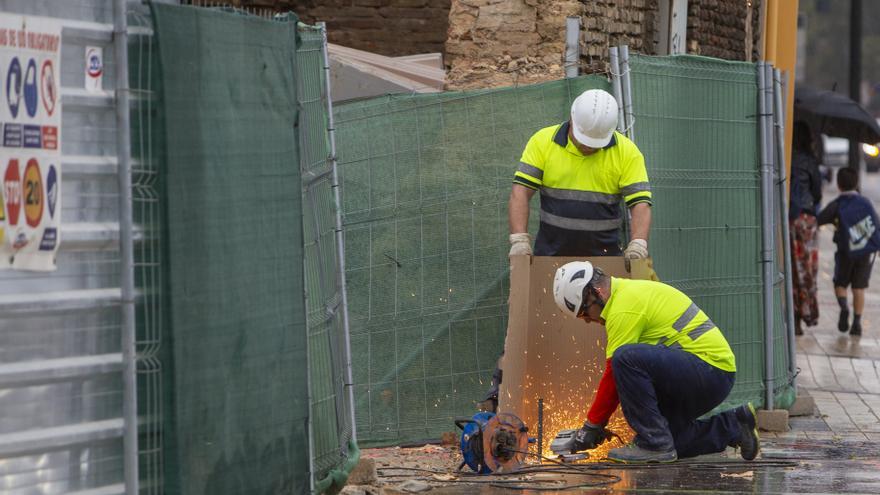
[
  {"x1": 333, "y1": 77, "x2": 612, "y2": 446},
  {"x1": 336, "y1": 57, "x2": 796, "y2": 446},
  {"x1": 296, "y1": 24, "x2": 356, "y2": 482},
  {"x1": 628, "y1": 54, "x2": 793, "y2": 408},
  {"x1": 129, "y1": 4, "x2": 163, "y2": 493}
]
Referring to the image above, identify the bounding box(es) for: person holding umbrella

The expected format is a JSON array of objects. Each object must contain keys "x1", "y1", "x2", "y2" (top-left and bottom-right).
[{"x1": 789, "y1": 122, "x2": 823, "y2": 335}]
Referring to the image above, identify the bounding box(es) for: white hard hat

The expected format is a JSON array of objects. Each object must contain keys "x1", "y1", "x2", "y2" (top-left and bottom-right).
[
  {"x1": 553, "y1": 261, "x2": 595, "y2": 318},
  {"x1": 570, "y1": 89, "x2": 618, "y2": 148}
]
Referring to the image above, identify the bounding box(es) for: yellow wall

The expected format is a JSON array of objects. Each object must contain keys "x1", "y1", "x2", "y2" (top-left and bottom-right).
[{"x1": 763, "y1": 0, "x2": 800, "y2": 178}]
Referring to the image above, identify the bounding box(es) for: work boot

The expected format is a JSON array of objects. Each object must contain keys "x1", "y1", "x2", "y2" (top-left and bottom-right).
[
  {"x1": 850, "y1": 321, "x2": 862, "y2": 337},
  {"x1": 607, "y1": 443, "x2": 677, "y2": 464},
  {"x1": 734, "y1": 403, "x2": 760, "y2": 461},
  {"x1": 838, "y1": 309, "x2": 850, "y2": 333}
]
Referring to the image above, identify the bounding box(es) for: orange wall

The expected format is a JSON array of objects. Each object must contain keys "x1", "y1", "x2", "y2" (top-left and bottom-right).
[{"x1": 764, "y1": 0, "x2": 800, "y2": 178}]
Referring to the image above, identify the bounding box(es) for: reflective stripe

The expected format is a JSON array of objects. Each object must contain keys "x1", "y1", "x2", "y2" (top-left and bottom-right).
[
  {"x1": 620, "y1": 182, "x2": 651, "y2": 196},
  {"x1": 517, "y1": 162, "x2": 544, "y2": 180},
  {"x1": 656, "y1": 336, "x2": 668, "y2": 346},
  {"x1": 541, "y1": 186, "x2": 621, "y2": 205},
  {"x1": 513, "y1": 175, "x2": 540, "y2": 190},
  {"x1": 626, "y1": 196, "x2": 653, "y2": 207},
  {"x1": 672, "y1": 303, "x2": 700, "y2": 332},
  {"x1": 669, "y1": 342, "x2": 683, "y2": 350},
  {"x1": 539, "y1": 210, "x2": 622, "y2": 231},
  {"x1": 688, "y1": 320, "x2": 716, "y2": 340}
]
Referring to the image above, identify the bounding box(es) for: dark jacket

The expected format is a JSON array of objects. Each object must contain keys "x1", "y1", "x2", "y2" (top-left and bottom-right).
[{"x1": 789, "y1": 149, "x2": 822, "y2": 219}]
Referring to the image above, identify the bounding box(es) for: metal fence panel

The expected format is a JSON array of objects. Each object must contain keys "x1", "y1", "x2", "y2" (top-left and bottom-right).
[
  {"x1": 335, "y1": 56, "x2": 796, "y2": 447},
  {"x1": 333, "y1": 77, "x2": 612, "y2": 446},
  {"x1": 628, "y1": 54, "x2": 794, "y2": 409},
  {"x1": 0, "y1": 1, "x2": 129, "y2": 494},
  {"x1": 297, "y1": 24, "x2": 357, "y2": 486}
]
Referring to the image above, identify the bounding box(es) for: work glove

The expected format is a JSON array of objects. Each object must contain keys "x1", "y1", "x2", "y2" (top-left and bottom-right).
[
  {"x1": 509, "y1": 233, "x2": 533, "y2": 257},
  {"x1": 623, "y1": 238, "x2": 648, "y2": 271},
  {"x1": 572, "y1": 421, "x2": 610, "y2": 452}
]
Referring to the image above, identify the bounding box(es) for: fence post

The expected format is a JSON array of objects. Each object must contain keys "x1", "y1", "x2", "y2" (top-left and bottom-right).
[
  {"x1": 319, "y1": 22, "x2": 358, "y2": 445},
  {"x1": 564, "y1": 17, "x2": 580, "y2": 78},
  {"x1": 113, "y1": 0, "x2": 139, "y2": 493},
  {"x1": 609, "y1": 47, "x2": 625, "y2": 133},
  {"x1": 774, "y1": 68, "x2": 797, "y2": 385},
  {"x1": 758, "y1": 62, "x2": 776, "y2": 410},
  {"x1": 620, "y1": 45, "x2": 634, "y2": 140}
]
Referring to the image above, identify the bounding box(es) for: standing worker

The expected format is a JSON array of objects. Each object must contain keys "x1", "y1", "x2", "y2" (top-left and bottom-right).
[
  {"x1": 508, "y1": 89, "x2": 652, "y2": 260},
  {"x1": 551, "y1": 261, "x2": 759, "y2": 463},
  {"x1": 483, "y1": 89, "x2": 654, "y2": 412}
]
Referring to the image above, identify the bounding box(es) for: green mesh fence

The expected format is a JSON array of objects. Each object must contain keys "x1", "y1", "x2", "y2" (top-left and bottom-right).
[
  {"x1": 628, "y1": 54, "x2": 794, "y2": 409},
  {"x1": 151, "y1": 4, "x2": 310, "y2": 493},
  {"x1": 335, "y1": 59, "x2": 795, "y2": 447},
  {"x1": 334, "y1": 78, "x2": 612, "y2": 446}
]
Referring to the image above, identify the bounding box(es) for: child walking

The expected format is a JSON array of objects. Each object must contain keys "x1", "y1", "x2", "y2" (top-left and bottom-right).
[{"x1": 817, "y1": 168, "x2": 880, "y2": 336}]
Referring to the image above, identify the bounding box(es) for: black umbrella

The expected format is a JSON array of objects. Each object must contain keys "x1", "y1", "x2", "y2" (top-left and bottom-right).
[{"x1": 793, "y1": 86, "x2": 880, "y2": 144}]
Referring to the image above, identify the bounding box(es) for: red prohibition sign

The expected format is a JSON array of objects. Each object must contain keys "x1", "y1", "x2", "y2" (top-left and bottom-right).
[{"x1": 41, "y1": 60, "x2": 56, "y2": 117}]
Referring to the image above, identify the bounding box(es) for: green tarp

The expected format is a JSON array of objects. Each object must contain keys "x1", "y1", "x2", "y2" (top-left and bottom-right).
[{"x1": 151, "y1": 4, "x2": 309, "y2": 493}]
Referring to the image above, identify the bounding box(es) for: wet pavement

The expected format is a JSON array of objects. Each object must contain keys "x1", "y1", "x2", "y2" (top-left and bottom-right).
[
  {"x1": 356, "y1": 173, "x2": 880, "y2": 495},
  {"x1": 374, "y1": 456, "x2": 880, "y2": 494}
]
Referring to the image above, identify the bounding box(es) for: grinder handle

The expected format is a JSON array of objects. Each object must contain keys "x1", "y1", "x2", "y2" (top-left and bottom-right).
[{"x1": 454, "y1": 417, "x2": 476, "y2": 431}]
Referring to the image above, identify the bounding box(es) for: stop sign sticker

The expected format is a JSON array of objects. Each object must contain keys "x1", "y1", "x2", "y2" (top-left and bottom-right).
[
  {"x1": 24, "y1": 159, "x2": 43, "y2": 228},
  {"x1": 4, "y1": 159, "x2": 21, "y2": 226}
]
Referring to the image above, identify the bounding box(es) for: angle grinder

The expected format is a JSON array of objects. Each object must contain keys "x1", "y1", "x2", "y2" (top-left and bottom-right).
[{"x1": 455, "y1": 412, "x2": 533, "y2": 473}]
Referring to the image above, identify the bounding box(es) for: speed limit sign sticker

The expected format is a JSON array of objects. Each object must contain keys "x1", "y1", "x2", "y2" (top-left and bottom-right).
[{"x1": 24, "y1": 158, "x2": 43, "y2": 228}]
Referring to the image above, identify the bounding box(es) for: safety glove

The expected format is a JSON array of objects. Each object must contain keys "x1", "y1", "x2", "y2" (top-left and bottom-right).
[
  {"x1": 572, "y1": 420, "x2": 610, "y2": 451},
  {"x1": 508, "y1": 233, "x2": 533, "y2": 257},
  {"x1": 623, "y1": 238, "x2": 648, "y2": 271}
]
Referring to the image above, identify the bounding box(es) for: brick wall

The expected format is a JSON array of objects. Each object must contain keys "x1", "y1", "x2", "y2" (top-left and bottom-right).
[
  {"x1": 445, "y1": 0, "x2": 760, "y2": 89},
  {"x1": 687, "y1": 0, "x2": 761, "y2": 61},
  {"x1": 192, "y1": 1, "x2": 762, "y2": 89},
  {"x1": 189, "y1": 0, "x2": 451, "y2": 57}
]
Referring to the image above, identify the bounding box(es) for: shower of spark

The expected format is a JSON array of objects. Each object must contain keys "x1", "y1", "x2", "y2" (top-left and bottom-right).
[{"x1": 517, "y1": 349, "x2": 634, "y2": 462}]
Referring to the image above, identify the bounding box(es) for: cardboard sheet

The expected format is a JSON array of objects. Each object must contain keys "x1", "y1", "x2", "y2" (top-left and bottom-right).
[{"x1": 498, "y1": 256, "x2": 633, "y2": 456}]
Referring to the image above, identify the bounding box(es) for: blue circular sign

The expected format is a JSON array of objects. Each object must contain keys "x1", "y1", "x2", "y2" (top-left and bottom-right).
[
  {"x1": 24, "y1": 58, "x2": 38, "y2": 118},
  {"x1": 6, "y1": 57, "x2": 21, "y2": 118},
  {"x1": 47, "y1": 165, "x2": 58, "y2": 219}
]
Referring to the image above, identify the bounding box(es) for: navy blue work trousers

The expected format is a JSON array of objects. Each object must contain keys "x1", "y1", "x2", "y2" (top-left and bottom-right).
[{"x1": 611, "y1": 343, "x2": 741, "y2": 458}]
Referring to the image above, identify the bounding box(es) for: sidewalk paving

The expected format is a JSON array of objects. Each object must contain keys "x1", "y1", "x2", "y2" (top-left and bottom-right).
[{"x1": 781, "y1": 176, "x2": 880, "y2": 445}]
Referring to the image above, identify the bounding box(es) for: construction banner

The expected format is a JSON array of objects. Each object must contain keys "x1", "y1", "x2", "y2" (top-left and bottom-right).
[{"x1": 0, "y1": 15, "x2": 61, "y2": 271}]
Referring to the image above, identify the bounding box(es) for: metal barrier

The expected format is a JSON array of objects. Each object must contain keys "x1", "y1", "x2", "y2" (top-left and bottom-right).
[{"x1": 0, "y1": 1, "x2": 141, "y2": 493}]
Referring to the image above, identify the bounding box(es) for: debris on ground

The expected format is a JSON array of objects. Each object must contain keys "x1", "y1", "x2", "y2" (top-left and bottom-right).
[
  {"x1": 397, "y1": 480, "x2": 433, "y2": 493},
  {"x1": 347, "y1": 457, "x2": 378, "y2": 485},
  {"x1": 344, "y1": 444, "x2": 462, "y2": 494},
  {"x1": 720, "y1": 470, "x2": 754, "y2": 480}
]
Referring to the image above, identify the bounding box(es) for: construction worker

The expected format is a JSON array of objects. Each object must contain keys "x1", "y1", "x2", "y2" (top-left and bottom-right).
[
  {"x1": 508, "y1": 88, "x2": 652, "y2": 261},
  {"x1": 484, "y1": 89, "x2": 653, "y2": 412},
  {"x1": 551, "y1": 260, "x2": 760, "y2": 463}
]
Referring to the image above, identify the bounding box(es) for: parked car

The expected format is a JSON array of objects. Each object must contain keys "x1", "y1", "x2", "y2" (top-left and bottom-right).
[
  {"x1": 863, "y1": 142, "x2": 880, "y2": 172},
  {"x1": 820, "y1": 134, "x2": 880, "y2": 173},
  {"x1": 822, "y1": 135, "x2": 849, "y2": 168},
  {"x1": 862, "y1": 118, "x2": 880, "y2": 173}
]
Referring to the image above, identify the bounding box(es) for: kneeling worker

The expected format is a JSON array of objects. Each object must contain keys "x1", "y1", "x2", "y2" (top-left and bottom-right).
[{"x1": 552, "y1": 261, "x2": 760, "y2": 463}]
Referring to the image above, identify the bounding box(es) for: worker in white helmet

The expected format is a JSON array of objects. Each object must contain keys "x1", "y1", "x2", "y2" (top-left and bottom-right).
[
  {"x1": 484, "y1": 89, "x2": 653, "y2": 412},
  {"x1": 551, "y1": 260, "x2": 760, "y2": 464},
  {"x1": 509, "y1": 89, "x2": 652, "y2": 260}
]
